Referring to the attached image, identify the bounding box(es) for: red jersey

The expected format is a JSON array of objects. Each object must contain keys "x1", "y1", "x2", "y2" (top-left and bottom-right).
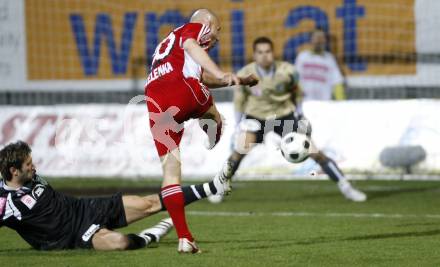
[
  {"x1": 145, "y1": 23, "x2": 211, "y2": 86},
  {"x1": 144, "y1": 22, "x2": 214, "y2": 157}
]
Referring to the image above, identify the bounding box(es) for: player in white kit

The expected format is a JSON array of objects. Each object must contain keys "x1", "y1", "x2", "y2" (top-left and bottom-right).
[{"x1": 295, "y1": 29, "x2": 346, "y2": 102}]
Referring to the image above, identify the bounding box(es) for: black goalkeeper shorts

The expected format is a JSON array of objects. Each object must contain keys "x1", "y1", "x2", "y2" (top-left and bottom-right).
[
  {"x1": 242, "y1": 112, "x2": 310, "y2": 144},
  {"x1": 72, "y1": 193, "x2": 127, "y2": 249}
]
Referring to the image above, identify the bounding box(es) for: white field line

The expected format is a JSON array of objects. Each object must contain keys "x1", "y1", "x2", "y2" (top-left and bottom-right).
[
  {"x1": 187, "y1": 211, "x2": 440, "y2": 219},
  {"x1": 230, "y1": 174, "x2": 440, "y2": 181}
]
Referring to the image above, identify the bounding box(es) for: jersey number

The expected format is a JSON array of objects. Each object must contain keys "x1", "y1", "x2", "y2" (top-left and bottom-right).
[{"x1": 152, "y1": 32, "x2": 176, "y2": 65}]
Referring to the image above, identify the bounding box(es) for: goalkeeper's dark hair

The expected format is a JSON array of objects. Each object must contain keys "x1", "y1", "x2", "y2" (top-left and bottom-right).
[
  {"x1": 0, "y1": 141, "x2": 31, "y2": 181},
  {"x1": 253, "y1": 36, "x2": 274, "y2": 51}
]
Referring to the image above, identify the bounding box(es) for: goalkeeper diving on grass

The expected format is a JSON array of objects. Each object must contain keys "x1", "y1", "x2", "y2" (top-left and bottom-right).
[{"x1": 0, "y1": 141, "x2": 224, "y2": 251}]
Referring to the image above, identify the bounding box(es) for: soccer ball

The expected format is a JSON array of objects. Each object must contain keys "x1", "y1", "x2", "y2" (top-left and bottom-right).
[{"x1": 280, "y1": 132, "x2": 311, "y2": 163}]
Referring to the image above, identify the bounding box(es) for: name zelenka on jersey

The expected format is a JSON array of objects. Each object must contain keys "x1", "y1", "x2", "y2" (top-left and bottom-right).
[{"x1": 147, "y1": 62, "x2": 174, "y2": 84}]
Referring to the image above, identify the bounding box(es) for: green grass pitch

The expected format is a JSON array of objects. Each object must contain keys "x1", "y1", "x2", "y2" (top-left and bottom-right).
[{"x1": 1, "y1": 179, "x2": 440, "y2": 266}]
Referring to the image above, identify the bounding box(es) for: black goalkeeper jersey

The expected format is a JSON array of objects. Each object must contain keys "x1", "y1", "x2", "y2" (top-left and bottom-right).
[
  {"x1": 0, "y1": 175, "x2": 127, "y2": 250},
  {"x1": 0, "y1": 175, "x2": 81, "y2": 250}
]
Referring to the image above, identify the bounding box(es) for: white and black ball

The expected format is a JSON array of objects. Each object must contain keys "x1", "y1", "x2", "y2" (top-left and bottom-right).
[{"x1": 280, "y1": 132, "x2": 311, "y2": 163}]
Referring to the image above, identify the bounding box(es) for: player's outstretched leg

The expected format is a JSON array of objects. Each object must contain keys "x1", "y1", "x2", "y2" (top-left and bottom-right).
[
  {"x1": 208, "y1": 130, "x2": 257, "y2": 203},
  {"x1": 139, "y1": 218, "x2": 173, "y2": 244},
  {"x1": 181, "y1": 180, "x2": 224, "y2": 204},
  {"x1": 91, "y1": 218, "x2": 173, "y2": 251},
  {"x1": 142, "y1": 180, "x2": 223, "y2": 253},
  {"x1": 212, "y1": 153, "x2": 243, "y2": 196},
  {"x1": 311, "y1": 151, "x2": 367, "y2": 202},
  {"x1": 160, "y1": 148, "x2": 199, "y2": 253},
  {"x1": 119, "y1": 179, "x2": 225, "y2": 248}
]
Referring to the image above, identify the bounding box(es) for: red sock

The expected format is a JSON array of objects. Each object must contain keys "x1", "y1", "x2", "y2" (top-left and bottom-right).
[{"x1": 161, "y1": 184, "x2": 193, "y2": 241}]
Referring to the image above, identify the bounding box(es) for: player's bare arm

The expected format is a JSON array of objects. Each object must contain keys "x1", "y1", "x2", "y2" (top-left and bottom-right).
[
  {"x1": 183, "y1": 38, "x2": 240, "y2": 86},
  {"x1": 202, "y1": 72, "x2": 259, "y2": 88},
  {"x1": 201, "y1": 72, "x2": 229, "y2": 88}
]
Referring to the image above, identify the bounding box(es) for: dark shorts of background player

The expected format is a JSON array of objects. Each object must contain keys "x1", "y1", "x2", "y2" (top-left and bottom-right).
[
  {"x1": 245, "y1": 112, "x2": 301, "y2": 144},
  {"x1": 72, "y1": 193, "x2": 127, "y2": 249}
]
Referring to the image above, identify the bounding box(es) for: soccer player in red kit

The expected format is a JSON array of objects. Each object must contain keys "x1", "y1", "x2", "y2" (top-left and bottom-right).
[{"x1": 144, "y1": 9, "x2": 257, "y2": 253}]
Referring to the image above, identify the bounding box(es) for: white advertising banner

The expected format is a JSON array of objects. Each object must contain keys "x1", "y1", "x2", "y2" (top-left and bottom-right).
[{"x1": 0, "y1": 100, "x2": 439, "y2": 179}]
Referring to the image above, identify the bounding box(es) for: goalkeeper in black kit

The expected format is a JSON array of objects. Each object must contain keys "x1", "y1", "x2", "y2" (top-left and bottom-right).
[{"x1": 0, "y1": 141, "x2": 221, "y2": 251}]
